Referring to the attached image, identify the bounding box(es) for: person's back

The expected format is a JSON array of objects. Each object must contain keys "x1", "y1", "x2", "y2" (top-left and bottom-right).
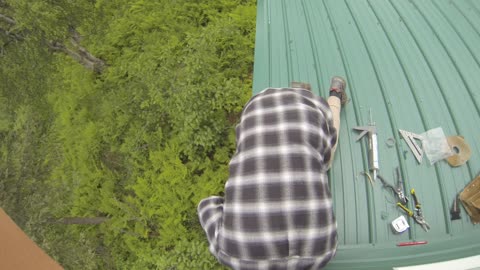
[{"x1": 198, "y1": 78, "x2": 347, "y2": 270}]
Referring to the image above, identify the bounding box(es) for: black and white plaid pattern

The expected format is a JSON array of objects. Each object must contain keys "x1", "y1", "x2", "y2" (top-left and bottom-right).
[{"x1": 198, "y1": 88, "x2": 338, "y2": 270}]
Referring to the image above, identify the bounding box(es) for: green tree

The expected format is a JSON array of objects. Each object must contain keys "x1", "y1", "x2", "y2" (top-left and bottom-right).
[{"x1": 0, "y1": 0, "x2": 256, "y2": 268}]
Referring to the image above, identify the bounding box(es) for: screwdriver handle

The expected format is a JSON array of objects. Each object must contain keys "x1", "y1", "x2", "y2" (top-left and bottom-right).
[
  {"x1": 411, "y1": 188, "x2": 421, "y2": 209},
  {"x1": 397, "y1": 202, "x2": 413, "y2": 217}
]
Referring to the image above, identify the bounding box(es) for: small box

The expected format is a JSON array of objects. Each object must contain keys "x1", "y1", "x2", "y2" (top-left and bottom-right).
[{"x1": 392, "y1": 215, "x2": 410, "y2": 233}]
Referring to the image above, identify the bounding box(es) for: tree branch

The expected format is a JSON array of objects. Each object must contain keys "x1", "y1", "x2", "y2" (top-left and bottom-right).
[
  {"x1": 1, "y1": 13, "x2": 105, "y2": 73},
  {"x1": 0, "y1": 13, "x2": 15, "y2": 25},
  {"x1": 49, "y1": 41, "x2": 95, "y2": 70},
  {"x1": 69, "y1": 30, "x2": 106, "y2": 72},
  {"x1": 49, "y1": 38, "x2": 105, "y2": 73},
  {"x1": 0, "y1": 12, "x2": 23, "y2": 45},
  {"x1": 0, "y1": 26, "x2": 22, "y2": 43}
]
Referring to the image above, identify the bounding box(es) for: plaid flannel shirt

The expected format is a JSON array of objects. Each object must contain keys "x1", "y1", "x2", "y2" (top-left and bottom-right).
[{"x1": 198, "y1": 88, "x2": 338, "y2": 270}]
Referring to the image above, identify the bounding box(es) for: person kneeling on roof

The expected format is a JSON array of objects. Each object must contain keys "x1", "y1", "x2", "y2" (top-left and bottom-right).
[{"x1": 198, "y1": 76, "x2": 347, "y2": 270}]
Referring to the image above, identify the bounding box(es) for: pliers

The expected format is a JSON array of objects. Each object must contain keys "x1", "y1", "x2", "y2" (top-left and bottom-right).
[
  {"x1": 397, "y1": 189, "x2": 431, "y2": 232},
  {"x1": 378, "y1": 168, "x2": 408, "y2": 205}
]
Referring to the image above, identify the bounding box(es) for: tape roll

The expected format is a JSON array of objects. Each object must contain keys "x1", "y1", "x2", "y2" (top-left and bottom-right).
[{"x1": 446, "y1": 136, "x2": 471, "y2": 167}]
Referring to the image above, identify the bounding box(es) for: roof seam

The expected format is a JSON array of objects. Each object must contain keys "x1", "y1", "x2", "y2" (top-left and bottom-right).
[
  {"x1": 300, "y1": 1, "x2": 323, "y2": 93},
  {"x1": 366, "y1": 0, "x2": 430, "y2": 240},
  {"x1": 323, "y1": 0, "x2": 377, "y2": 245},
  {"x1": 467, "y1": 0, "x2": 480, "y2": 17},
  {"x1": 391, "y1": 0, "x2": 454, "y2": 234},
  {"x1": 413, "y1": 0, "x2": 478, "y2": 180},
  {"x1": 346, "y1": 0, "x2": 414, "y2": 241},
  {"x1": 432, "y1": 1, "x2": 480, "y2": 71},
  {"x1": 281, "y1": 0, "x2": 293, "y2": 83},
  {"x1": 451, "y1": 1, "x2": 480, "y2": 42}
]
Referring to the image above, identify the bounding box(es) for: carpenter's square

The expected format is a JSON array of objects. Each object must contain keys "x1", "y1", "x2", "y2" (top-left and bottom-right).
[
  {"x1": 399, "y1": 129, "x2": 424, "y2": 164},
  {"x1": 353, "y1": 110, "x2": 379, "y2": 179}
]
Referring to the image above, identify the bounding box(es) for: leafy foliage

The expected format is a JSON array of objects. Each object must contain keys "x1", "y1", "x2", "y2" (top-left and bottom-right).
[{"x1": 0, "y1": 0, "x2": 256, "y2": 269}]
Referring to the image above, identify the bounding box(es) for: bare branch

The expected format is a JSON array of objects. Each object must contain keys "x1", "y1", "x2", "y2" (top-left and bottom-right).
[
  {"x1": 0, "y1": 12, "x2": 20, "y2": 46},
  {"x1": 70, "y1": 35, "x2": 101, "y2": 61},
  {"x1": 1, "y1": 16, "x2": 106, "y2": 73},
  {"x1": 0, "y1": 26, "x2": 22, "y2": 43},
  {"x1": 69, "y1": 29, "x2": 105, "y2": 69},
  {"x1": 49, "y1": 39, "x2": 105, "y2": 73},
  {"x1": 0, "y1": 13, "x2": 15, "y2": 25},
  {"x1": 49, "y1": 41, "x2": 95, "y2": 69}
]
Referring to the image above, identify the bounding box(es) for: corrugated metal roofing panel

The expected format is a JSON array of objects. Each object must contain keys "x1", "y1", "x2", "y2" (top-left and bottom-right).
[{"x1": 253, "y1": 0, "x2": 480, "y2": 268}]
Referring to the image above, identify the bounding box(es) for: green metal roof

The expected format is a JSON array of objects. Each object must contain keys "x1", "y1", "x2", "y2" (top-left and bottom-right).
[{"x1": 253, "y1": 0, "x2": 480, "y2": 269}]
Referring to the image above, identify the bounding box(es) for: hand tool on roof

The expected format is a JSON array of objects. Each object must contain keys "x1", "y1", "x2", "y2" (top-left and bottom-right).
[
  {"x1": 378, "y1": 168, "x2": 408, "y2": 205},
  {"x1": 397, "y1": 240, "x2": 428, "y2": 247},
  {"x1": 391, "y1": 215, "x2": 409, "y2": 233},
  {"x1": 397, "y1": 189, "x2": 431, "y2": 232},
  {"x1": 399, "y1": 129, "x2": 424, "y2": 164},
  {"x1": 450, "y1": 194, "x2": 461, "y2": 220},
  {"x1": 410, "y1": 189, "x2": 431, "y2": 231},
  {"x1": 354, "y1": 109, "x2": 379, "y2": 179},
  {"x1": 395, "y1": 167, "x2": 408, "y2": 205}
]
